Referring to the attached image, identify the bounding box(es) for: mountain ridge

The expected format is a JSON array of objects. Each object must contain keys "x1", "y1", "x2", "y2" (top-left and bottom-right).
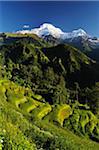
[{"x1": 16, "y1": 23, "x2": 99, "y2": 61}]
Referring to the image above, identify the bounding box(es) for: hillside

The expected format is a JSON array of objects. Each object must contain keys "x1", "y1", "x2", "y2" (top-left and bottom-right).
[
  {"x1": 0, "y1": 79, "x2": 99, "y2": 150},
  {"x1": 0, "y1": 34, "x2": 99, "y2": 149}
]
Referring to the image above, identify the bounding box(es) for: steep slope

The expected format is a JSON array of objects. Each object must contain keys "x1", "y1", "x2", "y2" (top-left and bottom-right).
[
  {"x1": 0, "y1": 78, "x2": 99, "y2": 150},
  {"x1": 42, "y1": 44, "x2": 99, "y2": 86},
  {"x1": 0, "y1": 40, "x2": 99, "y2": 106},
  {"x1": 42, "y1": 44, "x2": 93, "y2": 70}
]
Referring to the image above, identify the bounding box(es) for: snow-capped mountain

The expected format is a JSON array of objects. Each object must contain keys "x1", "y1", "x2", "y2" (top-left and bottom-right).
[
  {"x1": 31, "y1": 23, "x2": 64, "y2": 39},
  {"x1": 17, "y1": 23, "x2": 99, "y2": 56},
  {"x1": 17, "y1": 23, "x2": 89, "y2": 40},
  {"x1": 17, "y1": 23, "x2": 63, "y2": 39},
  {"x1": 88, "y1": 38, "x2": 99, "y2": 47}
]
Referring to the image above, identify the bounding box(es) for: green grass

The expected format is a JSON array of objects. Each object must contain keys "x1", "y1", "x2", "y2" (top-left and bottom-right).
[
  {"x1": 57, "y1": 104, "x2": 72, "y2": 126},
  {"x1": 49, "y1": 104, "x2": 72, "y2": 126},
  {"x1": 19, "y1": 98, "x2": 42, "y2": 113},
  {"x1": 0, "y1": 78, "x2": 99, "y2": 149},
  {"x1": 35, "y1": 121, "x2": 99, "y2": 150},
  {"x1": 37, "y1": 103, "x2": 52, "y2": 120},
  {"x1": 64, "y1": 108, "x2": 99, "y2": 141}
]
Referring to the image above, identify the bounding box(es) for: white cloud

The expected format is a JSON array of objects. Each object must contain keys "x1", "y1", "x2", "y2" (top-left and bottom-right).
[{"x1": 23, "y1": 25, "x2": 30, "y2": 28}]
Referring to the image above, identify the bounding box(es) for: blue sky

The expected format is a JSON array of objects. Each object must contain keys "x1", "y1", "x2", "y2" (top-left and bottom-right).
[{"x1": 0, "y1": 1, "x2": 99, "y2": 37}]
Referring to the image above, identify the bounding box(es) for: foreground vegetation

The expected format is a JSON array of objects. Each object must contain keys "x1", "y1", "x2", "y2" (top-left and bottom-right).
[{"x1": 0, "y1": 79, "x2": 99, "y2": 150}]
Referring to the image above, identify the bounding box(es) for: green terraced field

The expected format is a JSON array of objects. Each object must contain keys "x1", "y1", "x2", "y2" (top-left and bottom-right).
[
  {"x1": 35, "y1": 103, "x2": 52, "y2": 120},
  {"x1": 19, "y1": 98, "x2": 42, "y2": 113},
  {"x1": 0, "y1": 78, "x2": 99, "y2": 149}
]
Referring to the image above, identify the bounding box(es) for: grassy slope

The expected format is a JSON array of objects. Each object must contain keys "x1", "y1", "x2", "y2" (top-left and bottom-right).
[{"x1": 0, "y1": 78, "x2": 99, "y2": 150}]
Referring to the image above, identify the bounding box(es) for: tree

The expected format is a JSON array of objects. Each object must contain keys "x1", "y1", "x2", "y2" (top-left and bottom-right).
[
  {"x1": 0, "y1": 33, "x2": 6, "y2": 40},
  {"x1": 88, "y1": 83, "x2": 99, "y2": 115},
  {"x1": 84, "y1": 87, "x2": 91, "y2": 104},
  {"x1": 74, "y1": 82, "x2": 80, "y2": 102},
  {"x1": 52, "y1": 76, "x2": 69, "y2": 104}
]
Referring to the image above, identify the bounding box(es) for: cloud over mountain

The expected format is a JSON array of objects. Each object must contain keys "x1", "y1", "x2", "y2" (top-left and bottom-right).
[{"x1": 23, "y1": 25, "x2": 30, "y2": 28}]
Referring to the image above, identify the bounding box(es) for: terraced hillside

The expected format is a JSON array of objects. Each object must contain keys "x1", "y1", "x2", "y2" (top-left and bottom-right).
[{"x1": 0, "y1": 78, "x2": 99, "y2": 149}]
